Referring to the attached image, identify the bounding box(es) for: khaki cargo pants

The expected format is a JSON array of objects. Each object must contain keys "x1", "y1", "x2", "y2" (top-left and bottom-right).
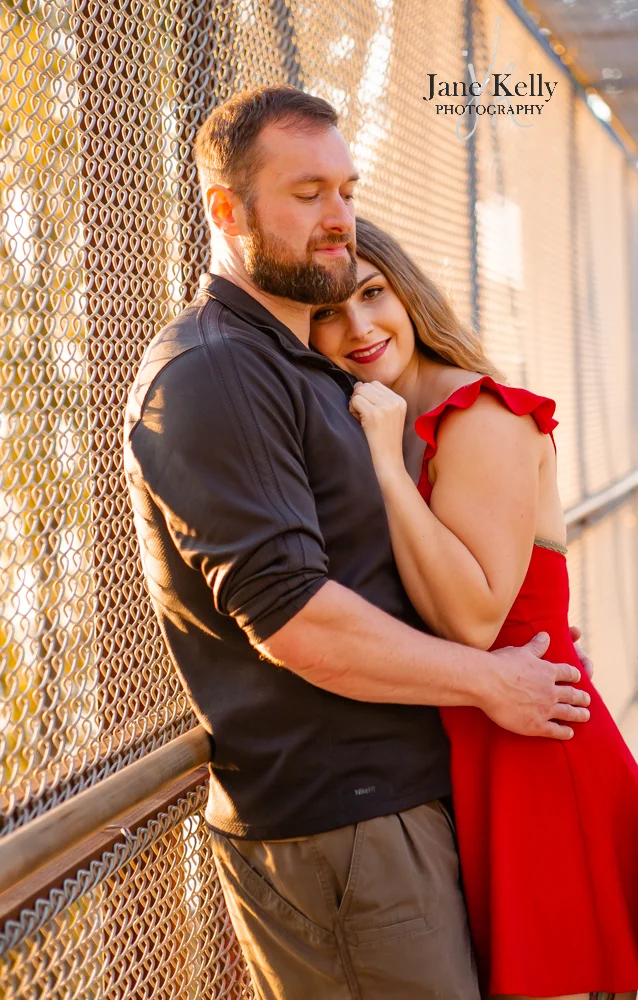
[{"x1": 210, "y1": 800, "x2": 480, "y2": 999}]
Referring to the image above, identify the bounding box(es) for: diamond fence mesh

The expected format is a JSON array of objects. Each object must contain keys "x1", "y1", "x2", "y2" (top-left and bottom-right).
[
  {"x1": 1, "y1": 0, "x2": 637, "y2": 995},
  {"x1": 0, "y1": 783, "x2": 254, "y2": 999}
]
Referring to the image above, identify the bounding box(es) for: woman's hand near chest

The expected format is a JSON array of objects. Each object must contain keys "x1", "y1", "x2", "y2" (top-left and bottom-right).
[{"x1": 349, "y1": 380, "x2": 410, "y2": 484}]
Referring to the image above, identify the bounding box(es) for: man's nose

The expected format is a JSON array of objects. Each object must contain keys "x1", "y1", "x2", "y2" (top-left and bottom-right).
[{"x1": 321, "y1": 192, "x2": 354, "y2": 232}]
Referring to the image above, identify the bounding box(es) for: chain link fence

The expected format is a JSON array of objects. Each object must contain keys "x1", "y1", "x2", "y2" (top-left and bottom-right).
[
  {"x1": 0, "y1": 783, "x2": 254, "y2": 999},
  {"x1": 1, "y1": 0, "x2": 637, "y2": 995}
]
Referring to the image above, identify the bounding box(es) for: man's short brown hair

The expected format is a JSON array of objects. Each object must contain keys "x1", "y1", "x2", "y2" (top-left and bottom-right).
[{"x1": 194, "y1": 86, "x2": 339, "y2": 206}]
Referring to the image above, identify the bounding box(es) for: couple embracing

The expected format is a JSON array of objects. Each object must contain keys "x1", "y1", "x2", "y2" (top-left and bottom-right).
[{"x1": 125, "y1": 86, "x2": 638, "y2": 1000}]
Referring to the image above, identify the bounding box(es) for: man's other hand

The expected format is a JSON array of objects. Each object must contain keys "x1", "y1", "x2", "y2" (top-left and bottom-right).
[{"x1": 569, "y1": 624, "x2": 593, "y2": 679}]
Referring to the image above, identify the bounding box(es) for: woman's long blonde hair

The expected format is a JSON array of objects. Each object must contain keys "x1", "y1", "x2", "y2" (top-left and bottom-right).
[{"x1": 354, "y1": 216, "x2": 503, "y2": 380}]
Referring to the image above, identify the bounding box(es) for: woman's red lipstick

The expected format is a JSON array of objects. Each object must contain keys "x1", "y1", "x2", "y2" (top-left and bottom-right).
[{"x1": 346, "y1": 339, "x2": 390, "y2": 365}]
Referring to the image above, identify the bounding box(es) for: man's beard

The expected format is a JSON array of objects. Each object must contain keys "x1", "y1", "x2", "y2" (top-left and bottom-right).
[{"x1": 243, "y1": 205, "x2": 357, "y2": 305}]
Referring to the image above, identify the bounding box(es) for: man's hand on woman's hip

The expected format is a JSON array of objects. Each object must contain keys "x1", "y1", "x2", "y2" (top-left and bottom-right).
[{"x1": 477, "y1": 632, "x2": 591, "y2": 741}]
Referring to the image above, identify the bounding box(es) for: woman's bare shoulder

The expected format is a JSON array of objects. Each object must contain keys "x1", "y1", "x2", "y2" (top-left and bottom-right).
[
  {"x1": 434, "y1": 367, "x2": 484, "y2": 400},
  {"x1": 433, "y1": 386, "x2": 545, "y2": 466}
]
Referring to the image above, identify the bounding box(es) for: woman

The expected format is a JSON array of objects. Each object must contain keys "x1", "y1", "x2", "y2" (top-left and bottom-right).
[{"x1": 309, "y1": 216, "x2": 638, "y2": 1000}]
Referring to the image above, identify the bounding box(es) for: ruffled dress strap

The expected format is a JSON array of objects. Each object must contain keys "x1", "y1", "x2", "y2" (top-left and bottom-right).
[{"x1": 414, "y1": 376, "x2": 558, "y2": 501}]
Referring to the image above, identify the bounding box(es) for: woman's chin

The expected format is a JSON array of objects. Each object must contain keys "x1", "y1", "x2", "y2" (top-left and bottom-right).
[{"x1": 348, "y1": 365, "x2": 394, "y2": 386}]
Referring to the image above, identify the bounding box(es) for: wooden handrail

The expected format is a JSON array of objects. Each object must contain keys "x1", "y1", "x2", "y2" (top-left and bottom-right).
[
  {"x1": 0, "y1": 765, "x2": 210, "y2": 927},
  {"x1": 0, "y1": 726, "x2": 212, "y2": 896}
]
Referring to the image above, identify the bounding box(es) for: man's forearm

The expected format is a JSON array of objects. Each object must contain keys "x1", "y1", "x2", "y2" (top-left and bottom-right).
[
  {"x1": 257, "y1": 581, "x2": 589, "y2": 741},
  {"x1": 258, "y1": 580, "x2": 488, "y2": 707}
]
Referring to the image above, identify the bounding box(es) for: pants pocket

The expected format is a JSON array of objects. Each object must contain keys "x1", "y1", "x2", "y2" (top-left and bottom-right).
[
  {"x1": 339, "y1": 805, "x2": 479, "y2": 999},
  {"x1": 349, "y1": 914, "x2": 429, "y2": 948},
  {"x1": 210, "y1": 830, "x2": 333, "y2": 946},
  {"x1": 338, "y1": 806, "x2": 445, "y2": 939}
]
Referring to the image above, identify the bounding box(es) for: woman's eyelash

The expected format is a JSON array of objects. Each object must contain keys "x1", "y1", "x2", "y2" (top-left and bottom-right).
[{"x1": 312, "y1": 286, "x2": 383, "y2": 322}]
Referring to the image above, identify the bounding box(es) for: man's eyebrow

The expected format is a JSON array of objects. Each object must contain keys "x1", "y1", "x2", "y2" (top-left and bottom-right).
[
  {"x1": 356, "y1": 271, "x2": 382, "y2": 289},
  {"x1": 289, "y1": 173, "x2": 360, "y2": 185}
]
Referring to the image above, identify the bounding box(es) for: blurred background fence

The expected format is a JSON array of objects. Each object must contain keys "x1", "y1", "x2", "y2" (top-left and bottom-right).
[{"x1": 1, "y1": 0, "x2": 637, "y2": 995}]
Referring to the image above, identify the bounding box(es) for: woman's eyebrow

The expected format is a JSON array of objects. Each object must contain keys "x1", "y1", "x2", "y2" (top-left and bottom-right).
[{"x1": 356, "y1": 271, "x2": 382, "y2": 290}]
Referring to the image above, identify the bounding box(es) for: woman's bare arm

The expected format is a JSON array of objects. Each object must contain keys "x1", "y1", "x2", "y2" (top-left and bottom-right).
[{"x1": 351, "y1": 385, "x2": 544, "y2": 649}]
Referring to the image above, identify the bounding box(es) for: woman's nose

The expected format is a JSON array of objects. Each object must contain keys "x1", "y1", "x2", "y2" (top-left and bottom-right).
[{"x1": 347, "y1": 309, "x2": 374, "y2": 342}]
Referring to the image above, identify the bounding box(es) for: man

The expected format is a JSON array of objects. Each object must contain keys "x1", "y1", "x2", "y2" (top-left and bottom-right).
[{"x1": 124, "y1": 86, "x2": 590, "y2": 999}]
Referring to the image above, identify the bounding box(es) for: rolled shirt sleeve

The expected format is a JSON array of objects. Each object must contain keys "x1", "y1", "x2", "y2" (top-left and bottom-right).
[{"x1": 127, "y1": 334, "x2": 329, "y2": 645}]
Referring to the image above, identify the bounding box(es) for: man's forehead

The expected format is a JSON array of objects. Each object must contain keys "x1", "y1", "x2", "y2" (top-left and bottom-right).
[{"x1": 257, "y1": 122, "x2": 357, "y2": 179}]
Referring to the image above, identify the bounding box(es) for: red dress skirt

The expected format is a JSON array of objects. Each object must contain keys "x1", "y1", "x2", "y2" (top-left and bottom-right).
[{"x1": 415, "y1": 377, "x2": 638, "y2": 996}]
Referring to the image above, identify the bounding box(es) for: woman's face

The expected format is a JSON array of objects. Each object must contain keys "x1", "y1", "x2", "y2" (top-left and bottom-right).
[{"x1": 309, "y1": 256, "x2": 416, "y2": 385}]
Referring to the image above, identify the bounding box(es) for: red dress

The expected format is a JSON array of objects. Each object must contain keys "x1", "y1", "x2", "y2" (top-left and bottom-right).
[{"x1": 415, "y1": 377, "x2": 638, "y2": 997}]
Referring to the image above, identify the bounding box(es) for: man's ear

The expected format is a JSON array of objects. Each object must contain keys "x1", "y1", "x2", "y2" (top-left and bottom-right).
[{"x1": 206, "y1": 184, "x2": 245, "y2": 237}]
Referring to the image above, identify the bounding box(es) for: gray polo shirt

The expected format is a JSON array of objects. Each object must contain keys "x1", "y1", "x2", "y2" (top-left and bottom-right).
[{"x1": 124, "y1": 273, "x2": 450, "y2": 839}]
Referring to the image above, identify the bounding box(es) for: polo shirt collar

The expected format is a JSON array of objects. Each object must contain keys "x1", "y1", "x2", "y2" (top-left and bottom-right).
[
  {"x1": 199, "y1": 273, "x2": 325, "y2": 359},
  {"x1": 199, "y1": 273, "x2": 358, "y2": 398}
]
